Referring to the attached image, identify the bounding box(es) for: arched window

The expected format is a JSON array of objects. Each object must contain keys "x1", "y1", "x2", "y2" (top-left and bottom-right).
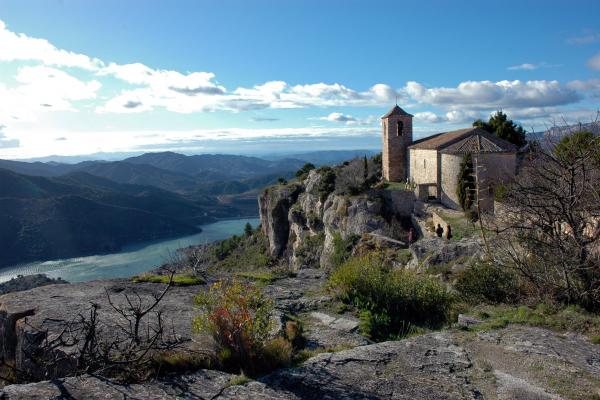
[{"x1": 397, "y1": 120, "x2": 404, "y2": 136}]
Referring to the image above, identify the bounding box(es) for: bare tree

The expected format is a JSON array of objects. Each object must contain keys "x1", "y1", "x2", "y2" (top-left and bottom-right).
[
  {"x1": 19, "y1": 271, "x2": 189, "y2": 382},
  {"x1": 490, "y1": 127, "x2": 600, "y2": 308}
]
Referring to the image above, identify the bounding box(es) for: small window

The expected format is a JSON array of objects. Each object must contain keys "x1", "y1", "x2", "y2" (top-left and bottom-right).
[
  {"x1": 397, "y1": 120, "x2": 404, "y2": 136},
  {"x1": 423, "y1": 159, "x2": 426, "y2": 168}
]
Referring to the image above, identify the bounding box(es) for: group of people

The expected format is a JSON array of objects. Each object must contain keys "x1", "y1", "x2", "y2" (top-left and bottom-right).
[
  {"x1": 406, "y1": 224, "x2": 452, "y2": 246},
  {"x1": 435, "y1": 223, "x2": 452, "y2": 240}
]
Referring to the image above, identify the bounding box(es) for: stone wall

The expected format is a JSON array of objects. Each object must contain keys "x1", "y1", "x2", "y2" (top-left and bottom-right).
[
  {"x1": 409, "y1": 149, "x2": 439, "y2": 199},
  {"x1": 440, "y1": 153, "x2": 463, "y2": 210},
  {"x1": 440, "y1": 152, "x2": 517, "y2": 211},
  {"x1": 382, "y1": 115, "x2": 413, "y2": 182},
  {"x1": 381, "y1": 189, "x2": 416, "y2": 218}
]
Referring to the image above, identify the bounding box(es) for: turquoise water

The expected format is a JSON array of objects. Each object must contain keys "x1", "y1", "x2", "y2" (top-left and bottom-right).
[{"x1": 0, "y1": 218, "x2": 260, "y2": 283}]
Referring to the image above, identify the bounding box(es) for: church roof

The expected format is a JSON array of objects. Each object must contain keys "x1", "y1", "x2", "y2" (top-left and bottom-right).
[
  {"x1": 381, "y1": 105, "x2": 413, "y2": 119},
  {"x1": 408, "y1": 127, "x2": 518, "y2": 154}
]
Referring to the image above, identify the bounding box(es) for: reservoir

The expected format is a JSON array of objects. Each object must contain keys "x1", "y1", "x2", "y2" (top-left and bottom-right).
[{"x1": 0, "y1": 217, "x2": 260, "y2": 283}]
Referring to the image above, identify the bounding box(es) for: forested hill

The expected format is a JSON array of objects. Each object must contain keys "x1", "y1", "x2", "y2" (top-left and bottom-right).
[{"x1": 0, "y1": 169, "x2": 233, "y2": 267}]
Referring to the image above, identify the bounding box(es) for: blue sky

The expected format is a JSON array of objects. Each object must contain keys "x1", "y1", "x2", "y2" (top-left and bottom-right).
[{"x1": 0, "y1": 0, "x2": 599, "y2": 159}]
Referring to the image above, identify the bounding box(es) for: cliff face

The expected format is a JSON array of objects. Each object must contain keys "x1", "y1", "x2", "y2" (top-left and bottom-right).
[{"x1": 259, "y1": 169, "x2": 417, "y2": 270}]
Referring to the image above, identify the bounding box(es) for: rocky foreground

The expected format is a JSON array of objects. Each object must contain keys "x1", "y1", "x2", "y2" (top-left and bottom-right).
[
  {"x1": 1, "y1": 324, "x2": 598, "y2": 399},
  {"x1": 1, "y1": 269, "x2": 599, "y2": 399}
]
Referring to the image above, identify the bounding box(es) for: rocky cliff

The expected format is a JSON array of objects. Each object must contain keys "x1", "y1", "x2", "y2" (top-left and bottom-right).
[{"x1": 259, "y1": 168, "x2": 417, "y2": 270}]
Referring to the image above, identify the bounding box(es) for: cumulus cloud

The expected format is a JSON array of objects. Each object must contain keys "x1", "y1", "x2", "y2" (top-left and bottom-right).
[
  {"x1": 321, "y1": 112, "x2": 357, "y2": 123},
  {"x1": 0, "y1": 20, "x2": 102, "y2": 70},
  {"x1": 587, "y1": 52, "x2": 600, "y2": 70},
  {"x1": 0, "y1": 66, "x2": 101, "y2": 123},
  {"x1": 405, "y1": 80, "x2": 580, "y2": 109}
]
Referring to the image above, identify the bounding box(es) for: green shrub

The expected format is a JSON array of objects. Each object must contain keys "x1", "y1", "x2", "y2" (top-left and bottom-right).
[
  {"x1": 330, "y1": 252, "x2": 454, "y2": 341},
  {"x1": 210, "y1": 229, "x2": 273, "y2": 271},
  {"x1": 316, "y1": 166, "x2": 336, "y2": 202},
  {"x1": 454, "y1": 262, "x2": 521, "y2": 304},
  {"x1": 330, "y1": 232, "x2": 359, "y2": 269},
  {"x1": 295, "y1": 163, "x2": 316, "y2": 179}
]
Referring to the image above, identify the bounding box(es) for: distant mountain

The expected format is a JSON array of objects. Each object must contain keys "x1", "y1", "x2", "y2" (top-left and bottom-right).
[
  {"x1": 527, "y1": 121, "x2": 600, "y2": 144},
  {"x1": 263, "y1": 150, "x2": 379, "y2": 166},
  {"x1": 124, "y1": 152, "x2": 305, "y2": 180},
  {"x1": 0, "y1": 169, "x2": 238, "y2": 267}
]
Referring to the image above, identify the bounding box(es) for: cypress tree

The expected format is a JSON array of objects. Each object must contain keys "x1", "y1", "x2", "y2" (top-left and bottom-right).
[{"x1": 457, "y1": 153, "x2": 475, "y2": 211}]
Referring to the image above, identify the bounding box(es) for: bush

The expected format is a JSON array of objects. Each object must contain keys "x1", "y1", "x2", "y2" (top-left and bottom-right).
[
  {"x1": 295, "y1": 163, "x2": 316, "y2": 179},
  {"x1": 193, "y1": 280, "x2": 274, "y2": 375},
  {"x1": 330, "y1": 232, "x2": 359, "y2": 269},
  {"x1": 454, "y1": 262, "x2": 521, "y2": 304},
  {"x1": 262, "y1": 337, "x2": 293, "y2": 370},
  {"x1": 330, "y1": 252, "x2": 454, "y2": 341},
  {"x1": 316, "y1": 166, "x2": 336, "y2": 202}
]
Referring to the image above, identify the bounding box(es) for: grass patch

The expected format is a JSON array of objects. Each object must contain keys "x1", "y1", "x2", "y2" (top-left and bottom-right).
[
  {"x1": 383, "y1": 181, "x2": 414, "y2": 191},
  {"x1": 235, "y1": 270, "x2": 278, "y2": 284},
  {"x1": 293, "y1": 344, "x2": 354, "y2": 364},
  {"x1": 463, "y1": 303, "x2": 600, "y2": 338},
  {"x1": 132, "y1": 273, "x2": 204, "y2": 286},
  {"x1": 227, "y1": 373, "x2": 253, "y2": 387},
  {"x1": 437, "y1": 211, "x2": 478, "y2": 240}
]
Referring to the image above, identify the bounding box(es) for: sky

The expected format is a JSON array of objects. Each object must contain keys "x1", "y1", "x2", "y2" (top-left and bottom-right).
[{"x1": 0, "y1": 0, "x2": 599, "y2": 159}]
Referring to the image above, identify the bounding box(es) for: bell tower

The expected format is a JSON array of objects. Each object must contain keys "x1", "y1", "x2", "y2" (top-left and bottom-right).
[{"x1": 381, "y1": 104, "x2": 413, "y2": 182}]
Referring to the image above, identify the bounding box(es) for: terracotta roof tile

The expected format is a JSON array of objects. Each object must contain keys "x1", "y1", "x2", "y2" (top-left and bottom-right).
[{"x1": 408, "y1": 127, "x2": 517, "y2": 153}]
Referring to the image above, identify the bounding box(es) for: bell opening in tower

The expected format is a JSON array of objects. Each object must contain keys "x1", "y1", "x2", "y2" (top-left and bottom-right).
[{"x1": 397, "y1": 120, "x2": 404, "y2": 136}]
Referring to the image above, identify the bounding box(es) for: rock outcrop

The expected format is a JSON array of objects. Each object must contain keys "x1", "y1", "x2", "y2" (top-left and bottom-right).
[
  {"x1": 0, "y1": 275, "x2": 68, "y2": 296},
  {"x1": 408, "y1": 236, "x2": 482, "y2": 271},
  {"x1": 259, "y1": 169, "x2": 416, "y2": 270},
  {"x1": 259, "y1": 183, "x2": 303, "y2": 258}
]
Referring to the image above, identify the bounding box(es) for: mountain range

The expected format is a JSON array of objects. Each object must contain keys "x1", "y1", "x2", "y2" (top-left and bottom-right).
[{"x1": 0, "y1": 151, "x2": 376, "y2": 267}]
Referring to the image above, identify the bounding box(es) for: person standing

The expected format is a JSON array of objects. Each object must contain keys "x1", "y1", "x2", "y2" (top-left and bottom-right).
[
  {"x1": 408, "y1": 227, "x2": 415, "y2": 245},
  {"x1": 435, "y1": 224, "x2": 444, "y2": 238},
  {"x1": 445, "y1": 224, "x2": 452, "y2": 240}
]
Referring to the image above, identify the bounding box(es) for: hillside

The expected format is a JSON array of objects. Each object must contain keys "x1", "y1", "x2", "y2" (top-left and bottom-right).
[{"x1": 0, "y1": 169, "x2": 235, "y2": 267}]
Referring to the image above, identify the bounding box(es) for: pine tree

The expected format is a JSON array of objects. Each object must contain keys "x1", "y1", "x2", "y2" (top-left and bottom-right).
[
  {"x1": 244, "y1": 222, "x2": 253, "y2": 237},
  {"x1": 473, "y1": 110, "x2": 526, "y2": 147}
]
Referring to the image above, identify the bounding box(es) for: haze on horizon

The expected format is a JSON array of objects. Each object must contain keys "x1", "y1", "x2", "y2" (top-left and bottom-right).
[{"x1": 0, "y1": 0, "x2": 599, "y2": 160}]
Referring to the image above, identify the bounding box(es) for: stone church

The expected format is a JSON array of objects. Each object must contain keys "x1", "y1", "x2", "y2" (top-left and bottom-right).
[{"x1": 381, "y1": 105, "x2": 518, "y2": 210}]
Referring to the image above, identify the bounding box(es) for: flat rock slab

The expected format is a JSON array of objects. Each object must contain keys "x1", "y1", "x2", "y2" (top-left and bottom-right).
[
  {"x1": 310, "y1": 311, "x2": 359, "y2": 332},
  {"x1": 0, "y1": 279, "x2": 204, "y2": 380}
]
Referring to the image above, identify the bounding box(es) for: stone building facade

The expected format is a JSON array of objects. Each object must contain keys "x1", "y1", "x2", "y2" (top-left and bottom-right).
[{"x1": 381, "y1": 105, "x2": 518, "y2": 211}]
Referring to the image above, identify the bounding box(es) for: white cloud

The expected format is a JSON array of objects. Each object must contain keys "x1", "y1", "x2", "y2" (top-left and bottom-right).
[
  {"x1": 508, "y1": 63, "x2": 538, "y2": 71},
  {"x1": 405, "y1": 80, "x2": 580, "y2": 109},
  {"x1": 0, "y1": 125, "x2": 380, "y2": 159},
  {"x1": 507, "y1": 62, "x2": 561, "y2": 71},
  {"x1": 0, "y1": 20, "x2": 103, "y2": 70},
  {"x1": 321, "y1": 112, "x2": 357, "y2": 123},
  {"x1": 0, "y1": 124, "x2": 19, "y2": 148},
  {"x1": 587, "y1": 52, "x2": 600, "y2": 70},
  {"x1": 567, "y1": 32, "x2": 600, "y2": 45},
  {"x1": 414, "y1": 111, "x2": 444, "y2": 123}
]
